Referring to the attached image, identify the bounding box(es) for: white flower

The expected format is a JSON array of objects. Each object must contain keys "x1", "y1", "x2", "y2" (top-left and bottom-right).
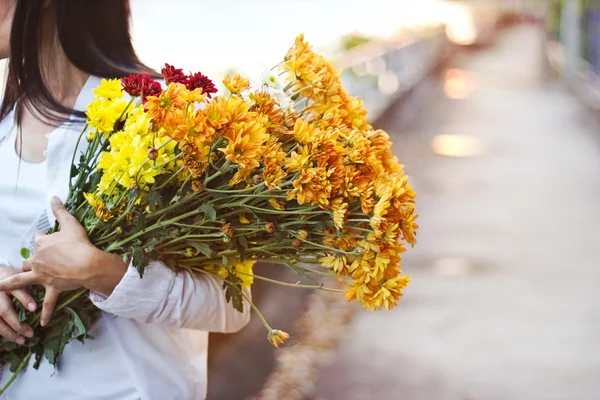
[
  {"x1": 261, "y1": 68, "x2": 283, "y2": 90},
  {"x1": 278, "y1": 96, "x2": 295, "y2": 113},
  {"x1": 240, "y1": 89, "x2": 252, "y2": 103},
  {"x1": 269, "y1": 87, "x2": 294, "y2": 112}
]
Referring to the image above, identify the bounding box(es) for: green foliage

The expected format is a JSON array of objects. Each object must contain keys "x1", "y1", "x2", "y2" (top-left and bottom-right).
[
  {"x1": 223, "y1": 275, "x2": 244, "y2": 313},
  {"x1": 0, "y1": 287, "x2": 99, "y2": 375}
]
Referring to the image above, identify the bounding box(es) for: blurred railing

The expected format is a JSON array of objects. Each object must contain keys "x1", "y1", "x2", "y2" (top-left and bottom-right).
[
  {"x1": 207, "y1": 29, "x2": 453, "y2": 400},
  {"x1": 337, "y1": 29, "x2": 452, "y2": 119}
]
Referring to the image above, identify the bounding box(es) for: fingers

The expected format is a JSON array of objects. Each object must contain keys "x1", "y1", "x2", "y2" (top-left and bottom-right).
[
  {"x1": 0, "y1": 294, "x2": 32, "y2": 342},
  {"x1": 0, "y1": 271, "x2": 39, "y2": 292},
  {"x1": 41, "y1": 288, "x2": 59, "y2": 327},
  {"x1": 21, "y1": 259, "x2": 32, "y2": 272},
  {"x1": 0, "y1": 319, "x2": 24, "y2": 344},
  {"x1": 11, "y1": 289, "x2": 37, "y2": 312},
  {"x1": 51, "y1": 196, "x2": 75, "y2": 227},
  {"x1": 22, "y1": 258, "x2": 60, "y2": 278}
]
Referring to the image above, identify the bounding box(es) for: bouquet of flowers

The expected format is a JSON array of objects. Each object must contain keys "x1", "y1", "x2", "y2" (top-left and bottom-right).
[{"x1": 0, "y1": 35, "x2": 418, "y2": 390}]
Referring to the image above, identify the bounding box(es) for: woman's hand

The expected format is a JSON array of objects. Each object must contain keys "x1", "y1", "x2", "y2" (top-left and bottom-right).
[
  {"x1": 0, "y1": 197, "x2": 128, "y2": 326},
  {"x1": 0, "y1": 265, "x2": 36, "y2": 344}
]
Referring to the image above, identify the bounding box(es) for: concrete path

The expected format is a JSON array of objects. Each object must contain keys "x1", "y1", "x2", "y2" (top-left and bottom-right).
[{"x1": 313, "y1": 25, "x2": 600, "y2": 400}]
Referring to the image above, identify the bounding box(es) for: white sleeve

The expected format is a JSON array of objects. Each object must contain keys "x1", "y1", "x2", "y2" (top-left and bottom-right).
[{"x1": 89, "y1": 261, "x2": 251, "y2": 333}]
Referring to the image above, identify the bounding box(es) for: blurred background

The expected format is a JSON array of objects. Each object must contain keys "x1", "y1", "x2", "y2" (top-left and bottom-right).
[{"x1": 128, "y1": 1, "x2": 598, "y2": 399}]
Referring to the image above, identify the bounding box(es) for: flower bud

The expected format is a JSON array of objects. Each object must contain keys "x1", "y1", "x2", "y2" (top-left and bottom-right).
[
  {"x1": 192, "y1": 181, "x2": 203, "y2": 192},
  {"x1": 267, "y1": 329, "x2": 289, "y2": 347},
  {"x1": 292, "y1": 239, "x2": 302, "y2": 248},
  {"x1": 115, "y1": 226, "x2": 123, "y2": 235},
  {"x1": 252, "y1": 175, "x2": 264, "y2": 185},
  {"x1": 185, "y1": 247, "x2": 195, "y2": 257},
  {"x1": 147, "y1": 147, "x2": 158, "y2": 160},
  {"x1": 265, "y1": 222, "x2": 275, "y2": 233},
  {"x1": 297, "y1": 230, "x2": 308, "y2": 240},
  {"x1": 221, "y1": 223, "x2": 234, "y2": 237}
]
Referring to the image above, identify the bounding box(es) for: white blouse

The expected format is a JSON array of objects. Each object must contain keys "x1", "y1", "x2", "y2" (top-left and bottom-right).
[
  {"x1": 0, "y1": 76, "x2": 250, "y2": 400},
  {"x1": 0, "y1": 118, "x2": 47, "y2": 259}
]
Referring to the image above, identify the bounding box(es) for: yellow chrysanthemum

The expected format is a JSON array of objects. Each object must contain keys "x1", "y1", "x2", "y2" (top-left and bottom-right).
[
  {"x1": 144, "y1": 82, "x2": 187, "y2": 125},
  {"x1": 85, "y1": 98, "x2": 132, "y2": 135},
  {"x1": 219, "y1": 260, "x2": 255, "y2": 289},
  {"x1": 283, "y1": 145, "x2": 310, "y2": 173},
  {"x1": 286, "y1": 167, "x2": 333, "y2": 208},
  {"x1": 93, "y1": 78, "x2": 124, "y2": 100},
  {"x1": 319, "y1": 254, "x2": 347, "y2": 274},
  {"x1": 292, "y1": 118, "x2": 313, "y2": 145},
  {"x1": 267, "y1": 329, "x2": 289, "y2": 348},
  {"x1": 330, "y1": 198, "x2": 348, "y2": 230},
  {"x1": 223, "y1": 74, "x2": 250, "y2": 95},
  {"x1": 268, "y1": 198, "x2": 285, "y2": 210},
  {"x1": 83, "y1": 193, "x2": 112, "y2": 222},
  {"x1": 219, "y1": 121, "x2": 268, "y2": 170},
  {"x1": 96, "y1": 117, "x2": 177, "y2": 194}
]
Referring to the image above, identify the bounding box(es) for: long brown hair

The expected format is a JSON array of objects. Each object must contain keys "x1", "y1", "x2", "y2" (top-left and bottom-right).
[{"x1": 0, "y1": 0, "x2": 158, "y2": 125}]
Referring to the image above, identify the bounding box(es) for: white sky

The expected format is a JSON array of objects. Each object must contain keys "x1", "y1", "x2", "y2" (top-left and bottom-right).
[{"x1": 130, "y1": 0, "x2": 449, "y2": 79}]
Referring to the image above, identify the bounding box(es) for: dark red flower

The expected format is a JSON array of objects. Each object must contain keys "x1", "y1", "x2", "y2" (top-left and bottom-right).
[
  {"x1": 186, "y1": 72, "x2": 218, "y2": 98},
  {"x1": 161, "y1": 64, "x2": 188, "y2": 85},
  {"x1": 121, "y1": 74, "x2": 162, "y2": 103}
]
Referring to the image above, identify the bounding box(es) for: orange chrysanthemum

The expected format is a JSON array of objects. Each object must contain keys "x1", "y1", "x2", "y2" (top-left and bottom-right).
[{"x1": 223, "y1": 74, "x2": 250, "y2": 94}]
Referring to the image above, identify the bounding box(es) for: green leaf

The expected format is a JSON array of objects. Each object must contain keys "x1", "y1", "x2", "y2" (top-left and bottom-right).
[
  {"x1": 64, "y1": 307, "x2": 87, "y2": 337},
  {"x1": 314, "y1": 220, "x2": 328, "y2": 231},
  {"x1": 128, "y1": 188, "x2": 139, "y2": 208},
  {"x1": 222, "y1": 276, "x2": 244, "y2": 313},
  {"x1": 190, "y1": 242, "x2": 214, "y2": 258},
  {"x1": 222, "y1": 255, "x2": 229, "y2": 266},
  {"x1": 70, "y1": 164, "x2": 78, "y2": 179},
  {"x1": 20, "y1": 247, "x2": 30, "y2": 259},
  {"x1": 136, "y1": 213, "x2": 147, "y2": 232},
  {"x1": 17, "y1": 307, "x2": 27, "y2": 323},
  {"x1": 146, "y1": 191, "x2": 162, "y2": 212},
  {"x1": 8, "y1": 354, "x2": 24, "y2": 372},
  {"x1": 131, "y1": 247, "x2": 147, "y2": 277},
  {"x1": 87, "y1": 171, "x2": 102, "y2": 193},
  {"x1": 200, "y1": 203, "x2": 217, "y2": 221},
  {"x1": 2, "y1": 342, "x2": 17, "y2": 352},
  {"x1": 33, "y1": 347, "x2": 43, "y2": 370},
  {"x1": 43, "y1": 339, "x2": 59, "y2": 366},
  {"x1": 238, "y1": 234, "x2": 248, "y2": 249}
]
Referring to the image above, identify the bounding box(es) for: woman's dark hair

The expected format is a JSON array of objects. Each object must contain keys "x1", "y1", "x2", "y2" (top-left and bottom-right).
[{"x1": 0, "y1": 0, "x2": 158, "y2": 125}]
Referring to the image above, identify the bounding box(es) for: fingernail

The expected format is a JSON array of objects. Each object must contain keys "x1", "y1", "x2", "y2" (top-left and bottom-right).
[
  {"x1": 28, "y1": 302, "x2": 36, "y2": 311},
  {"x1": 51, "y1": 196, "x2": 61, "y2": 206},
  {"x1": 16, "y1": 337, "x2": 25, "y2": 345},
  {"x1": 40, "y1": 319, "x2": 46, "y2": 327},
  {"x1": 24, "y1": 329, "x2": 33, "y2": 338}
]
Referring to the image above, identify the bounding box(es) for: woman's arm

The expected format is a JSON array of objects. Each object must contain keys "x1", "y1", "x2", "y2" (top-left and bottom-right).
[
  {"x1": 90, "y1": 261, "x2": 251, "y2": 333},
  {"x1": 0, "y1": 197, "x2": 250, "y2": 333}
]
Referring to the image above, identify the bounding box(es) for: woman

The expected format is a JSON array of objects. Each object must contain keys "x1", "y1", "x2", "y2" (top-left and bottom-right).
[{"x1": 0, "y1": 1, "x2": 250, "y2": 399}]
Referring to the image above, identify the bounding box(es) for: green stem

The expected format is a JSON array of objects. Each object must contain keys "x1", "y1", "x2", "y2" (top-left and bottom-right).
[
  {"x1": 196, "y1": 269, "x2": 273, "y2": 332},
  {"x1": 105, "y1": 209, "x2": 201, "y2": 251},
  {"x1": 67, "y1": 123, "x2": 89, "y2": 194},
  {"x1": 30, "y1": 288, "x2": 88, "y2": 327},
  {"x1": 0, "y1": 352, "x2": 32, "y2": 395},
  {"x1": 154, "y1": 165, "x2": 185, "y2": 191},
  {"x1": 226, "y1": 269, "x2": 343, "y2": 293}
]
